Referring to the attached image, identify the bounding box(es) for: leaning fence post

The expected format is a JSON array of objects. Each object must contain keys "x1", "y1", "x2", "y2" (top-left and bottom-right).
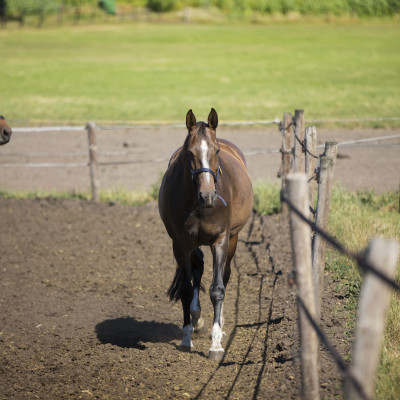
[
  {"x1": 305, "y1": 126, "x2": 317, "y2": 218},
  {"x1": 323, "y1": 139, "x2": 338, "y2": 163},
  {"x1": 279, "y1": 112, "x2": 293, "y2": 214},
  {"x1": 312, "y1": 155, "x2": 335, "y2": 320},
  {"x1": 287, "y1": 173, "x2": 320, "y2": 400},
  {"x1": 86, "y1": 122, "x2": 100, "y2": 203},
  {"x1": 293, "y1": 109, "x2": 305, "y2": 173},
  {"x1": 345, "y1": 238, "x2": 399, "y2": 400}
]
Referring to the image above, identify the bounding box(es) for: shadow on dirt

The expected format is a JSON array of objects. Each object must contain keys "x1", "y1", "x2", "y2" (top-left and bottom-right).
[{"x1": 95, "y1": 317, "x2": 181, "y2": 350}]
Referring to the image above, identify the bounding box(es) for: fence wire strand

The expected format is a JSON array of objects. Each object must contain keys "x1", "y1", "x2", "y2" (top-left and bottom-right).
[
  {"x1": 280, "y1": 191, "x2": 400, "y2": 294},
  {"x1": 295, "y1": 293, "x2": 370, "y2": 400}
]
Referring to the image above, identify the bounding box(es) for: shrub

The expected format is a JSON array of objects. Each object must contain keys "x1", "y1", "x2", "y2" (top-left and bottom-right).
[{"x1": 146, "y1": 0, "x2": 177, "y2": 12}]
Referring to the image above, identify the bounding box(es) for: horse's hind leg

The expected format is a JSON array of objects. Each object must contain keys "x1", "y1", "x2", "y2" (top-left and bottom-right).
[
  {"x1": 190, "y1": 248, "x2": 204, "y2": 332},
  {"x1": 220, "y1": 233, "x2": 238, "y2": 330},
  {"x1": 173, "y1": 242, "x2": 194, "y2": 351}
]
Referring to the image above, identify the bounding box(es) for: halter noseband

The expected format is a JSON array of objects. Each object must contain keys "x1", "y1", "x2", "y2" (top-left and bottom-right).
[
  {"x1": 187, "y1": 153, "x2": 227, "y2": 207},
  {"x1": 188, "y1": 157, "x2": 220, "y2": 183}
]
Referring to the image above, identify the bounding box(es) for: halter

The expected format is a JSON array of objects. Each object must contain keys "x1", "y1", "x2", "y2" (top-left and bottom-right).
[{"x1": 187, "y1": 153, "x2": 227, "y2": 207}]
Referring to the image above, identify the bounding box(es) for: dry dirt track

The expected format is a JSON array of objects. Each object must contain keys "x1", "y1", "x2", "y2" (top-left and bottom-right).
[
  {"x1": 0, "y1": 198, "x2": 352, "y2": 399},
  {"x1": 0, "y1": 125, "x2": 399, "y2": 399}
]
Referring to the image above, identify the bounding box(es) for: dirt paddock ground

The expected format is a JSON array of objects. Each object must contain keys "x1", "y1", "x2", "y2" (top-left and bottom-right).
[{"x1": 0, "y1": 126, "x2": 399, "y2": 399}]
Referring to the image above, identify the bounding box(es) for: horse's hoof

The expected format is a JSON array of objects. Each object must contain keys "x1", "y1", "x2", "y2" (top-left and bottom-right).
[
  {"x1": 179, "y1": 345, "x2": 193, "y2": 353},
  {"x1": 209, "y1": 350, "x2": 224, "y2": 360}
]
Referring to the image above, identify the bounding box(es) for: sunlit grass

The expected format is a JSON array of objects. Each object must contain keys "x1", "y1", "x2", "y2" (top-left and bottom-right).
[
  {"x1": 0, "y1": 186, "x2": 157, "y2": 206},
  {"x1": 325, "y1": 186, "x2": 400, "y2": 399},
  {"x1": 252, "y1": 180, "x2": 281, "y2": 215},
  {"x1": 1, "y1": 22, "x2": 399, "y2": 125}
]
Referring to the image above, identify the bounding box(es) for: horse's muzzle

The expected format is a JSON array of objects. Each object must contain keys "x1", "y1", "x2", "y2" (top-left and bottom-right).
[
  {"x1": 199, "y1": 191, "x2": 216, "y2": 208},
  {"x1": 0, "y1": 127, "x2": 12, "y2": 145}
]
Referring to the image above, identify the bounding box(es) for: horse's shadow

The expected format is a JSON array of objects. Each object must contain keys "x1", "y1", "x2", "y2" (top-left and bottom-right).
[{"x1": 95, "y1": 317, "x2": 181, "y2": 350}]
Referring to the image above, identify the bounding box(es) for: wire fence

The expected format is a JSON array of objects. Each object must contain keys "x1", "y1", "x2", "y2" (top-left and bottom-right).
[
  {"x1": 3, "y1": 117, "x2": 400, "y2": 169},
  {"x1": 8, "y1": 115, "x2": 400, "y2": 132},
  {"x1": 282, "y1": 192, "x2": 400, "y2": 294},
  {"x1": 281, "y1": 189, "x2": 399, "y2": 400},
  {"x1": 277, "y1": 110, "x2": 399, "y2": 399}
]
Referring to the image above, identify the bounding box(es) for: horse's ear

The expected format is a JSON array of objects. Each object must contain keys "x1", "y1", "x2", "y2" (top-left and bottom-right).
[
  {"x1": 186, "y1": 109, "x2": 196, "y2": 132},
  {"x1": 208, "y1": 108, "x2": 218, "y2": 131}
]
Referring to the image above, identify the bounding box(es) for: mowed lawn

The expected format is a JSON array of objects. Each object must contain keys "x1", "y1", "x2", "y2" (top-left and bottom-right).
[{"x1": 1, "y1": 22, "x2": 399, "y2": 124}]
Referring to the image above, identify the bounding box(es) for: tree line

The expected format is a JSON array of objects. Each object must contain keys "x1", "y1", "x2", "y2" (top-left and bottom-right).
[{"x1": 1, "y1": 0, "x2": 399, "y2": 26}]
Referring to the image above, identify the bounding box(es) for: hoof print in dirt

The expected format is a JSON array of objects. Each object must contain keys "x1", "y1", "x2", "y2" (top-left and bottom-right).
[{"x1": 209, "y1": 350, "x2": 224, "y2": 361}]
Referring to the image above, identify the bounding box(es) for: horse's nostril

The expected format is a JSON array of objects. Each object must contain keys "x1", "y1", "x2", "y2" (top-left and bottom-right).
[{"x1": 199, "y1": 191, "x2": 216, "y2": 208}]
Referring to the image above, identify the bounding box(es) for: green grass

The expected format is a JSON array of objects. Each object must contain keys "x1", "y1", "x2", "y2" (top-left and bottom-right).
[
  {"x1": 1, "y1": 21, "x2": 400, "y2": 125},
  {"x1": 325, "y1": 186, "x2": 400, "y2": 400},
  {"x1": 0, "y1": 186, "x2": 158, "y2": 205},
  {"x1": 252, "y1": 180, "x2": 282, "y2": 215}
]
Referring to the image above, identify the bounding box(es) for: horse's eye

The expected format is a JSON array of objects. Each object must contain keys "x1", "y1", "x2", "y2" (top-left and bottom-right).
[{"x1": 216, "y1": 149, "x2": 220, "y2": 155}]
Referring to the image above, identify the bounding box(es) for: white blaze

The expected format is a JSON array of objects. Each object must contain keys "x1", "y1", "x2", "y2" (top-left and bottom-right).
[{"x1": 200, "y1": 139, "x2": 211, "y2": 184}]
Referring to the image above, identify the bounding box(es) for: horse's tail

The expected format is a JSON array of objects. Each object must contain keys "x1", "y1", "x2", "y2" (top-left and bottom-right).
[
  {"x1": 167, "y1": 248, "x2": 205, "y2": 302},
  {"x1": 167, "y1": 267, "x2": 181, "y2": 302}
]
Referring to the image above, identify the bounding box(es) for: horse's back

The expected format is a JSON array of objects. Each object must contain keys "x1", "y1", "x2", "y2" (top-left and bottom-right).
[
  {"x1": 218, "y1": 140, "x2": 253, "y2": 236},
  {"x1": 217, "y1": 139, "x2": 247, "y2": 171},
  {"x1": 168, "y1": 146, "x2": 183, "y2": 168}
]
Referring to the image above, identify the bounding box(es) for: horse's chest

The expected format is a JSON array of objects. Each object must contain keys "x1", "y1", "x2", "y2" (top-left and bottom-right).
[{"x1": 183, "y1": 215, "x2": 223, "y2": 244}]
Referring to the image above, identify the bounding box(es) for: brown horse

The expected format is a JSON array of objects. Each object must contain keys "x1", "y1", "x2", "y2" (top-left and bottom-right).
[
  {"x1": 0, "y1": 116, "x2": 12, "y2": 146},
  {"x1": 158, "y1": 108, "x2": 253, "y2": 359}
]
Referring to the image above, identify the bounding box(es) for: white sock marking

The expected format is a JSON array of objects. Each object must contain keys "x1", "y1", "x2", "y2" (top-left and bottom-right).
[{"x1": 210, "y1": 322, "x2": 225, "y2": 352}]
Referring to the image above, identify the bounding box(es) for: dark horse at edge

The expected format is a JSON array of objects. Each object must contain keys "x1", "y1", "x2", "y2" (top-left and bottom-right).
[
  {"x1": 0, "y1": 116, "x2": 12, "y2": 146},
  {"x1": 158, "y1": 108, "x2": 253, "y2": 359}
]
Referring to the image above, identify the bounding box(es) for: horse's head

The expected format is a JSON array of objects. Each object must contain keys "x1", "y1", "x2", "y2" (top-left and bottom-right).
[
  {"x1": 185, "y1": 108, "x2": 220, "y2": 208},
  {"x1": 0, "y1": 116, "x2": 12, "y2": 146}
]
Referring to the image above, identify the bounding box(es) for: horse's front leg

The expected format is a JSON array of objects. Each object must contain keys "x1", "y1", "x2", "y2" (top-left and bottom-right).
[{"x1": 209, "y1": 233, "x2": 229, "y2": 360}]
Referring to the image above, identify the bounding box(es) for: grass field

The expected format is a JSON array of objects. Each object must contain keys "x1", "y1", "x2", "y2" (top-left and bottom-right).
[{"x1": 1, "y1": 21, "x2": 399, "y2": 125}]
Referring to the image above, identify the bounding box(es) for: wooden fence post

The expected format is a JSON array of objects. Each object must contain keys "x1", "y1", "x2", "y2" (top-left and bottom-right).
[
  {"x1": 293, "y1": 109, "x2": 305, "y2": 173},
  {"x1": 311, "y1": 155, "x2": 335, "y2": 320},
  {"x1": 345, "y1": 238, "x2": 399, "y2": 400},
  {"x1": 279, "y1": 112, "x2": 293, "y2": 214},
  {"x1": 287, "y1": 173, "x2": 320, "y2": 400},
  {"x1": 86, "y1": 122, "x2": 100, "y2": 203},
  {"x1": 323, "y1": 139, "x2": 338, "y2": 162},
  {"x1": 305, "y1": 126, "x2": 317, "y2": 218}
]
